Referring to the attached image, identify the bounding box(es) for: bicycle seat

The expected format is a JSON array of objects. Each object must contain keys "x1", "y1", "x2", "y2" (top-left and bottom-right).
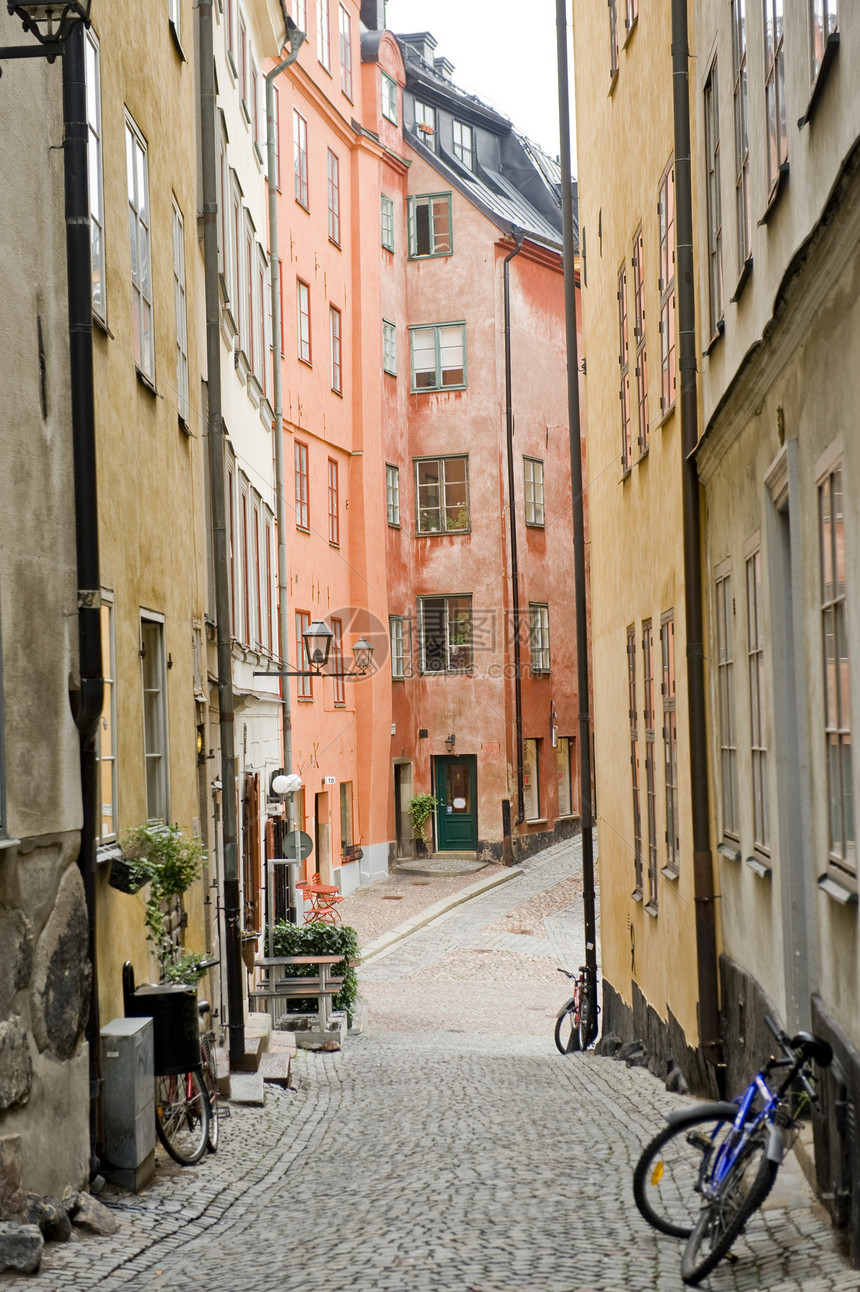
[
  {"x1": 790, "y1": 1031, "x2": 833, "y2": 1067},
  {"x1": 198, "y1": 999, "x2": 211, "y2": 1018}
]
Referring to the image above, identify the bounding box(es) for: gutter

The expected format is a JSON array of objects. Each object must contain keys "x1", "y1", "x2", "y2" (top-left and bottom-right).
[
  {"x1": 671, "y1": 0, "x2": 723, "y2": 1077},
  {"x1": 503, "y1": 229, "x2": 525, "y2": 826}
]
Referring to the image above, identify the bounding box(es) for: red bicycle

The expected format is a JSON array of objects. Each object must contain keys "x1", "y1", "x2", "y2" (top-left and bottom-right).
[{"x1": 554, "y1": 965, "x2": 598, "y2": 1053}]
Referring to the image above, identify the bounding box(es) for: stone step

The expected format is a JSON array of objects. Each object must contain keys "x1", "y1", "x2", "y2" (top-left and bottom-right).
[
  {"x1": 258, "y1": 1051, "x2": 292, "y2": 1087},
  {"x1": 233, "y1": 1033, "x2": 264, "y2": 1073},
  {"x1": 214, "y1": 1047, "x2": 231, "y2": 1097},
  {"x1": 228, "y1": 1072, "x2": 265, "y2": 1106}
]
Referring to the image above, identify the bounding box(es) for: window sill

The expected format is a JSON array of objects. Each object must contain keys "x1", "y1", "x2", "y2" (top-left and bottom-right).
[
  {"x1": 240, "y1": 99, "x2": 251, "y2": 127},
  {"x1": 758, "y1": 163, "x2": 789, "y2": 227},
  {"x1": 799, "y1": 32, "x2": 839, "y2": 129},
  {"x1": 296, "y1": 525, "x2": 310, "y2": 535},
  {"x1": 253, "y1": 141, "x2": 264, "y2": 169},
  {"x1": 298, "y1": 356, "x2": 312, "y2": 369},
  {"x1": 657, "y1": 400, "x2": 675, "y2": 429},
  {"x1": 608, "y1": 68, "x2": 618, "y2": 96},
  {"x1": 297, "y1": 696, "x2": 315, "y2": 703},
  {"x1": 530, "y1": 669, "x2": 552, "y2": 678},
  {"x1": 631, "y1": 886, "x2": 643, "y2": 902},
  {"x1": 135, "y1": 367, "x2": 157, "y2": 396},
  {"x1": 169, "y1": 19, "x2": 187, "y2": 62},
  {"x1": 295, "y1": 198, "x2": 310, "y2": 214},
  {"x1": 718, "y1": 840, "x2": 742, "y2": 862},
  {"x1": 745, "y1": 854, "x2": 772, "y2": 879},
  {"x1": 415, "y1": 529, "x2": 471, "y2": 538},
  {"x1": 621, "y1": 14, "x2": 638, "y2": 50},
  {"x1": 525, "y1": 818, "x2": 549, "y2": 826},
  {"x1": 730, "y1": 257, "x2": 753, "y2": 304},
  {"x1": 331, "y1": 386, "x2": 343, "y2": 398},
  {"x1": 525, "y1": 520, "x2": 546, "y2": 530},
  {"x1": 620, "y1": 465, "x2": 632, "y2": 482},
  {"x1": 329, "y1": 237, "x2": 341, "y2": 252},
  {"x1": 387, "y1": 521, "x2": 401, "y2": 529},
  {"x1": 638, "y1": 442, "x2": 650, "y2": 462},
  {"x1": 0, "y1": 836, "x2": 22, "y2": 853},
  {"x1": 226, "y1": 49, "x2": 237, "y2": 80},
  {"x1": 644, "y1": 901, "x2": 658, "y2": 918},
  {"x1": 383, "y1": 368, "x2": 397, "y2": 378},
  {"x1": 703, "y1": 319, "x2": 725, "y2": 357},
  {"x1": 660, "y1": 866, "x2": 679, "y2": 882},
  {"x1": 93, "y1": 311, "x2": 112, "y2": 339},
  {"x1": 818, "y1": 872, "x2": 858, "y2": 905},
  {"x1": 410, "y1": 384, "x2": 468, "y2": 396}
]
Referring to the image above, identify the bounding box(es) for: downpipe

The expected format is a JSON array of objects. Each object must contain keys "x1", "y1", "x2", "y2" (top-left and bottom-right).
[{"x1": 503, "y1": 230, "x2": 525, "y2": 827}]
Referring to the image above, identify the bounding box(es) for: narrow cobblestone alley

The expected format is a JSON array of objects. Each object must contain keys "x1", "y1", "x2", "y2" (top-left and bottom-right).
[{"x1": 10, "y1": 840, "x2": 857, "y2": 1292}]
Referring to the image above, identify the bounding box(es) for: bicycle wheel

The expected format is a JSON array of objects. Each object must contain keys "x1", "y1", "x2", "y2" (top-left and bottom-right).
[
  {"x1": 633, "y1": 1110, "x2": 735, "y2": 1238},
  {"x1": 681, "y1": 1128, "x2": 778, "y2": 1285},
  {"x1": 199, "y1": 1036, "x2": 220, "y2": 1153},
  {"x1": 554, "y1": 999, "x2": 581, "y2": 1054},
  {"x1": 578, "y1": 987, "x2": 596, "y2": 1050},
  {"x1": 155, "y1": 1069, "x2": 210, "y2": 1165}
]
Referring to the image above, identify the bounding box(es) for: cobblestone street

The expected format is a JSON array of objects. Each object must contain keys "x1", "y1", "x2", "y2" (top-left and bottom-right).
[{"x1": 10, "y1": 839, "x2": 857, "y2": 1292}]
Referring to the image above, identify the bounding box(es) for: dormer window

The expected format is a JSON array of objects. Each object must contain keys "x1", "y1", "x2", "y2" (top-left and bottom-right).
[
  {"x1": 452, "y1": 121, "x2": 475, "y2": 170},
  {"x1": 414, "y1": 99, "x2": 437, "y2": 150}
]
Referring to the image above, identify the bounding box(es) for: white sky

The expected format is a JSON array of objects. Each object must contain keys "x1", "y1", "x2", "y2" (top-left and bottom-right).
[{"x1": 382, "y1": 0, "x2": 577, "y2": 168}]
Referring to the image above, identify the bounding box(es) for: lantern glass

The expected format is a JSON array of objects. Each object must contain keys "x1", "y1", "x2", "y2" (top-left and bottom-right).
[
  {"x1": 303, "y1": 619, "x2": 333, "y2": 668},
  {"x1": 352, "y1": 637, "x2": 374, "y2": 674}
]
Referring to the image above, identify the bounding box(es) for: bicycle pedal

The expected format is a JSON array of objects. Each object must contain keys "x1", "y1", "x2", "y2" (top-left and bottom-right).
[{"x1": 216, "y1": 1106, "x2": 231, "y2": 1120}]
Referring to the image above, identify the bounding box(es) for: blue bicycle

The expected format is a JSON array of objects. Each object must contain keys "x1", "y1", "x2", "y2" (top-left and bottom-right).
[{"x1": 633, "y1": 1015, "x2": 832, "y2": 1285}]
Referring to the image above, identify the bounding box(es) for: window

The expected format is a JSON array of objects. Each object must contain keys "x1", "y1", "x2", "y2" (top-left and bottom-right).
[
  {"x1": 529, "y1": 604, "x2": 551, "y2": 673},
  {"x1": 390, "y1": 616, "x2": 412, "y2": 678},
  {"x1": 419, "y1": 596, "x2": 473, "y2": 673},
  {"x1": 523, "y1": 457, "x2": 545, "y2": 526},
  {"x1": 252, "y1": 501, "x2": 262, "y2": 648},
  {"x1": 746, "y1": 548, "x2": 769, "y2": 852},
  {"x1": 227, "y1": 451, "x2": 236, "y2": 632},
  {"x1": 169, "y1": 0, "x2": 181, "y2": 38},
  {"x1": 97, "y1": 596, "x2": 117, "y2": 843},
  {"x1": 126, "y1": 116, "x2": 154, "y2": 381},
  {"x1": 340, "y1": 781, "x2": 353, "y2": 850},
  {"x1": 239, "y1": 13, "x2": 248, "y2": 114},
  {"x1": 819, "y1": 464, "x2": 854, "y2": 876},
  {"x1": 383, "y1": 319, "x2": 397, "y2": 375},
  {"x1": 414, "y1": 99, "x2": 436, "y2": 148},
  {"x1": 415, "y1": 457, "x2": 469, "y2": 534},
  {"x1": 295, "y1": 610, "x2": 313, "y2": 699},
  {"x1": 452, "y1": 120, "x2": 475, "y2": 169},
  {"x1": 172, "y1": 202, "x2": 189, "y2": 424},
  {"x1": 330, "y1": 305, "x2": 342, "y2": 393},
  {"x1": 386, "y1": 464, "x2": 401, "y2": 526},
  {"x1": 609, "y1": 0, "x2": 620, "y2": 80},
  {"x1": 331, "y1": 617, "x2": 345, "y2": 704},
  {"x1": 318, "y1": 0, "x2": 331, "y2": 71},
  {"x1": 141, "y1": 617, "x2": 169, "y2": 821},
  {"x1": 226, "y1": 0, "x2": 235, "y2": 67},
  {"x1": 381, "y1": 194, "x2": 395, "y2": 250},
  {"x1": 731, "y1": 1, "x2": 752, "y2": 274},
  {"x1": 264, "y1": 516, "x2": 273, "y2": 651},
  {"x1": 251, "y1": 60, "x2": 262, "y2": 156},
  {"x1": 627, "y1": 626, "x2": 643, "y2": 895},
  {"x1": 295, "y1": 441, "x2": 309, "y2": 530},
  {"x1": 523, "y1": 739, "x2": 541, "y2": 821},
  {"x1": 704, "y1": 60, "x2": 724, "y2": 337},
  {"x1": 810, "y1": 0, "x2": 838, "y2": 84},
  {"x1": 84, "y1": 28, "x2": 105, "y2": 322},
  {"x1": 557, "y1": 737, "x2": 573, "y2": 818},
  {"x1": 339, "y1": 5, "x2": 353, "y2": 98},
  {"x1": 294, "y1": 0, "x2": 306, "y2": 29},
  {"x1": 240, "y1": 482, "x2": 251, "y2": 644},
  {"x1": 410, "y1": 323, "x2": 466, "y2": 392},
  {"x1": 381, "y1": 70, "x2": 397, "y2": 122},
  {"x1": 327, "y1": 149, "x2": 340, "y2": 244},
  {"x1": 293, "y1": 109, "x2": 308, "y2": 207},
  {"x1": 632, "y1": 227, "x2": 648, "y2": 451},
  {"x1": 297, "y1": 278, "x2": 311, "y2": 363},
  {"x1": 625, "y1": 0, "x2": 638, "y2": 32},
  {"x1": 764, "y1": 0, "x2": 787, "y2": 197},
  {"x1": 661, "y1": 613, "x2": 679, "y2": 876},
  {"x1": 258, "y1": 247, "x2": 270, "y2": 400},
  {"x1": 642, "y1": 620, "x2": 658, "y2": 909},
  {"x1": 618, "y1": 262, "x2": 632, "y2": 470},
  {"x1": 658, "y1": 161, "x2": 676, "y2": 413},
  {"x1": 715, "y1": 568, "x2": 739, "y2": 838},
  {"x1": 407, "y1": 193, "x2": 452, "y2": 258},
  {"x1": 328, "y1": 457, "x2": 339, "y2": 546}
]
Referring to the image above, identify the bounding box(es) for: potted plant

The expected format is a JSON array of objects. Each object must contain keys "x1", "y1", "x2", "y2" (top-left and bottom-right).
[
  {"x1": 115, "y1": 822, "x2": 206, "y2": 979},
  {"x1": 408, "y1": 793, "x2": 437, "y2": 856}
]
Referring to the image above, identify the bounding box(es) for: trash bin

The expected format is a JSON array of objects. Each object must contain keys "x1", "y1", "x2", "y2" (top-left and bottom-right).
[{"x1": 125, "y1": 983, "x2": 199, "y2": 1075}]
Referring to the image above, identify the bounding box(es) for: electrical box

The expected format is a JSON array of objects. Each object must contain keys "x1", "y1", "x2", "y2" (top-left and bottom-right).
[{"x1": 100, "y1": 1016, "x2": 156, "y2": 1191}]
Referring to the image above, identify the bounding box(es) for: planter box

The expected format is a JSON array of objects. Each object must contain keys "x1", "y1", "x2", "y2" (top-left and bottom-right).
[{"x1": 108, "y1": 855, "x2": 147, "y2": 895}]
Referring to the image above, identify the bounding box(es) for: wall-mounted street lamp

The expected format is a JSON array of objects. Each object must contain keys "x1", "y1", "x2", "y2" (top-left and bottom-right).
[
  {"x1": 0, "y1": 1, "x2": 91, "y2": 67},
  {"x1": 255, "y1": 619, "x2": 375, "y2": 681},
  {"x1": 445, "y1": 733, "x2": 456, "y2": 753}
]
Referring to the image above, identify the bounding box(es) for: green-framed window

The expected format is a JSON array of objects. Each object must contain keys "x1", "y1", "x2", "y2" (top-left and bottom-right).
[
  {"x1": 409, "y1": 322, "x2": 466, "y2": 393},
  {"x1": 415, "y1": 456, "x2": 469, "y2": 534},
  {"x1": 407, "y1": 193, "x2": 452, "y2": 258}
]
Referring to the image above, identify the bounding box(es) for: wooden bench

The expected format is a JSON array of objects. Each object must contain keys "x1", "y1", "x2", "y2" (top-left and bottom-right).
[{"x1": 250, "y1": 955, "x2": 346, "y2": 1030}]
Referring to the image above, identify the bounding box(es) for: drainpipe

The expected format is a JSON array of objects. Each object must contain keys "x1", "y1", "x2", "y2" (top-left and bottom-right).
[
  {"x1": 556, "y1": 0, "x2": 598, "y2": 1019},
  {"x1": 671, "y1": 0, "x2": 722, "y2": 1075},
  {"x1": 266, "y1": 19, "x2": 306, "y2": 934},
  {"x1": 199, "y1": 0, "x2": 244, "y2": 1070},
  {"x1": 503, "y1": 229, "x2": 525, "y2": 826},
  {"x1": 62, "y1": 22, "x2": 104, "y2": 1177}
]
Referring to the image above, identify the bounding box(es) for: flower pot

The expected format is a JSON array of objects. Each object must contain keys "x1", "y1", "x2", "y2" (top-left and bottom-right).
[
  {"x1": 108, "y1": 855, "x2": 147, "y2": 895},
  {"x1": 240, "y1": 934, "x2": 258, "y2": 972}
]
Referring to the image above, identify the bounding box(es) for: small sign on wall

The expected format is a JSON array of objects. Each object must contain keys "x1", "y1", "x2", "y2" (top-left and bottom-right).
[{"x1": 322, "y1": 775, "x2": 336, "y2": 785}]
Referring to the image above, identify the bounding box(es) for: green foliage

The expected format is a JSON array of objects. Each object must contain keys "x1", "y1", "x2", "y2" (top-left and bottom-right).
[
  {"x1": 409, "y1": 793, "x2": 437, "y2": 843},
  {"x1": 121, "y1": 823, "x2": 206, "y2": 976},
  {"x1": 267, "y1": 921, "x2": 361, "y2": 1019},
  {"x1": 161, "y1": 951, "x2": 209, "y2": 985}
]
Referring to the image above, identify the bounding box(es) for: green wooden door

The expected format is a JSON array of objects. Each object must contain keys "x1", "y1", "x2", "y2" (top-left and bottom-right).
[{"x1": 434, "y1": 756, "x2": 478, "y2": 851}]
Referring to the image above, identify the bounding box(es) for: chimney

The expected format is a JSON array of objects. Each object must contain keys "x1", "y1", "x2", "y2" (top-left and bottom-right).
[
  {"x1": 360, "y1": 0, "x2": 385, "y2": 30},
  {"x1": 434, "y1": 56, "x2": 455, "y2": 81}
]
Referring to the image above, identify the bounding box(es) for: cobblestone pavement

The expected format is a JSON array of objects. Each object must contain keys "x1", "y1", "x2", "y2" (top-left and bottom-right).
[{"x1": 10, "y1": 838, "x2": 857, "y2": 1292}]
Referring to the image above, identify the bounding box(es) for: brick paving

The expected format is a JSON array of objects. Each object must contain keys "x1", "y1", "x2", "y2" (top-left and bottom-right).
[{"x1": 8, "y1": 837, "x2": 857, "y2": 1292}]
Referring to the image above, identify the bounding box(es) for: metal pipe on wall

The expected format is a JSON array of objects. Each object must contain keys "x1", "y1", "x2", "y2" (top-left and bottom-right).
[{"x1": 503, "y1": 230, "x2": 525, "y2": 828}]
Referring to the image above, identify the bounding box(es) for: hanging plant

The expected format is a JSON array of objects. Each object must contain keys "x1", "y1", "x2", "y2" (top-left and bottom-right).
[
  {"x1": 118, "y1": 823, "x2": 206, "y2": 978},
  {"x1": 408, "y1": 793, "x2": 438, "y2": 844}
]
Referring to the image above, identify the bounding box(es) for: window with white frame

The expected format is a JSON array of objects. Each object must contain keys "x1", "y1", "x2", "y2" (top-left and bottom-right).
[
  {"x1": 523, "y1": 739, "x2": 541, "y2": 821},
  {"x1": 293, "y1": 109, "x2": 308, "y2": 207},
  {"x1": 327, "y1": 149, "x2": 340, "y2": 244},
  {"x1": 172, "y1": 201, "x2": 189, "y2": 424},
  {"x1": 731, "y1": 1, "x2": 752, "y2": 274},
  {"x1": 238, "y1": 12, "x2": 248, "y2": 117},
  {"x1": 661, "y1": 612, "x2": 679, "y2": 875},
  {"x1": 419, "y1": 596, "x2": 473, "y2": 673},
  {"x1": 297, "y1": 278, "x2": 311, "y2": 363},
  {"x1": 96, "y1": 595, "x2": 117, "y2": 843},
  {"x1": 704, "y1": 59, "x2": 724, "y2": 337},
  {"x1": 390, "y1": 615, "x2": 411, "y2": 679},
  {"x1": 295, "y1": 610, "x2": 313, "y2": 699},
  {"x1": 331, "y1": 617, "x2": 345, "y2": 704},
  {"x1": 126, "y1": 115, "x2": 154, "y2": 381},
  {"x1": 609, "y1": 0, "x2": 620, "y2": 79},
  {"x1": 407, "y1": 193, "x2": 452, "y2": 258},
  {"x1": 557, "y1": 737, "x2": 573, "y2": 818},
  {"x1": 381, "y1": 70, "x2": 397, "y2": 122},
  {"x1": 169, "y1": 0, "x2": 181, "y2": 39},
  {"x1": 810, "y1": 0, "x2": 838, "y2": 85},
  {"x1": 225, "y1": 0, "x2": 235, "y2": 67},
  {"x1": 819, "y1": 463, "x2": 855, "y2": 877},
  {"x1": 330, "y1": 305, "x2": 342, "y2": 393},
  {"x1": 658, "y1": 160, "x2": 676, "y2": 413},
  {"x1": 452, "y1": 120, "x2": 475, "y2": 169},
  {"x1": 263, "y1": 514, "x2": 273, "y2": 651},
  {"x1": 272, "y1": 84, "x2": 281, "y2": 189},
  {"x1": 294, "y1": 0, "x2": 306, "y2": 30},
  {"x1": 632, "y1": 226, "x2": 648, "y2": 451},
  {"x1": 529, "y1": 603, "x2": 551, "y2": 673},
  {"x1": 295, "y1": 441, "x2": 309, "y2": 530},
  {"x1": 410, "y1": 323, "x2": 466, "y2": 392},
  {"x1": 381, "y1": 194, "x2": 395, "y2": 251},
  {"x1": 415, "y1": 456, "x2": 469, "y2": 534},
  {"x1": 524, "y1": 457, "x2": 545, "y2": 526},
  {"x1": 257, "y1": 246, "x2": 271, "y2": 400},
  {"x1": 382, "y1": 319, "x2": 397, "y2": 375},
  {"x1": 328, "y1": 457, "x2": 339, "y2": 546},
  {"x1": 84, "y1": 28, "x2": 105, "y2": 323},
  {"x1": 715, "y1": 567, "x2": 739, "y2": 838},
  {"x1": 218, "y1": 127, "x2": 230, "y2": 293},
  {"x1": 414, "y1": 99, "x2": 436, "y2": 148},
  {"x1": 317, "y1": 0, "x2": 331, "y2": 71},
  {"x1": 618, "y1": 262, "x2": 632, "y2": 470},
  {"x1": 642, "y1": 619, "x2": 658, "y2": 908},
  {"x1": 141, "y1": 616, "x2": 169, "y2": 822},
  {"x1": 251, "y1": 59, "x2": 261, "y2": 158},
  {"x1": 746, "y1": 547, "x2": 769, "y2": 853},
  {"x1": 386, "y1": 463, "x2": 400, "y2": 526},
  {"x1": 339, "y1": 4, "x2": 353, "y2": 98},
  {"x1": 627, "y1": 625, "x2": 643, "y2": 894},
  {"x1": 625, "y1": 0, "x2": 638, "y2": 34},
  {"x1": 764, "y1": 0, "x2": 787, "y2": 197}
]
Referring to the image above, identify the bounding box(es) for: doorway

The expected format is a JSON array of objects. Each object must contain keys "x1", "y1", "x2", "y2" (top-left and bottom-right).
[
  {"x1": 434, "y1": 755, "x2": 478, "y2": 851},
  {"x1": 394, "y1": 762, "x2": 413, "y2": 856}
]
